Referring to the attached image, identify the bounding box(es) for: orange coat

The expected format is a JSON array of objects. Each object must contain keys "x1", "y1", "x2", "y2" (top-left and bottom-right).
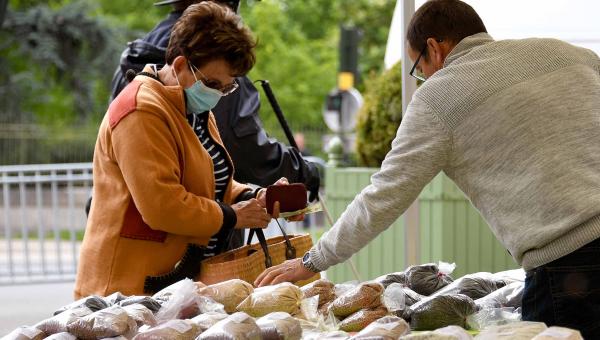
[{"x1": 75, "y1": 68, "x2": 250, "y2": 298}]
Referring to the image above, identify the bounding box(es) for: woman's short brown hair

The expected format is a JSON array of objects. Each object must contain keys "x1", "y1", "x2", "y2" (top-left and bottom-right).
[
  {"x1": 166, "y1": 1, "x2": 256, "y2": 76},
  {"x1": 407, "y1": 0, "x2": 486, "y2": 59}
]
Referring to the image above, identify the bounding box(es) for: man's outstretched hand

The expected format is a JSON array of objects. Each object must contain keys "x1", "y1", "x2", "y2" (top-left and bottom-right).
[{"x1": 254, "y1": 258, "x2": 315, "y2": 287}]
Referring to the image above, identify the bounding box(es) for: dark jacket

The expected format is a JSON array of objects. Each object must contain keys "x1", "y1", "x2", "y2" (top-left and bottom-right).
[{"x1": 109, "y1": 10, "x2": 320, "y2": 197}]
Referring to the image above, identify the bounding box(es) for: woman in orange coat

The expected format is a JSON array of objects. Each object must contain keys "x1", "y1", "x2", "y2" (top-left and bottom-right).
[{"x1": 76, "y1": 2, "x2": 280, "y2": 297}]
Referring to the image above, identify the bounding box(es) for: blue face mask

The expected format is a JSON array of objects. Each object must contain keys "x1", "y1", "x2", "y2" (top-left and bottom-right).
[{"x1": 173, "y1": 62, "x2": 223, "y2": 114}]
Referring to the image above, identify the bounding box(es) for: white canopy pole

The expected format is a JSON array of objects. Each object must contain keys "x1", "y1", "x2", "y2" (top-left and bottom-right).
[
  {"x1": 401, "y1": 0, "x2": 417, "y2": 114},
  {"x1": 400, "y1": 0, "x2": 420, "y2": 267}
]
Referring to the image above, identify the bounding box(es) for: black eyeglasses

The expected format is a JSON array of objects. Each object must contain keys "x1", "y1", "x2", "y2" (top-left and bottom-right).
[
  {"x1": 409, "y1": 44, "x2": 428, "y2": 82},
  {"x1": 409, "y1": 39, "x2": 443, "y2": 82}
]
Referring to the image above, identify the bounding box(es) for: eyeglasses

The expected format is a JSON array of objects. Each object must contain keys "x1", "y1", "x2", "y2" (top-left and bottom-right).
[
  {"x1": 409, "y1": 39, "x2": 443, "y2": 82},
  {"x1": 409, "y1": 44, "x2": 428, "y2": 82},
  {"x1": 190, "y1": 63, "x2": 239, "y2": 96}
]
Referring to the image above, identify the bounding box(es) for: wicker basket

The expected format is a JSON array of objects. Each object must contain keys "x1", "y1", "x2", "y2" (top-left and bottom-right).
[{"x1": 199, "y1": 233, "x2": 319, "y2": 286}]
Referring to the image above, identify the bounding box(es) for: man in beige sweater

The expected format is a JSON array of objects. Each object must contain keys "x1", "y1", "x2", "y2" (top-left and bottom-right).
[{"x1": 256, "y1": 0, "x2": 600, "y2": 336}]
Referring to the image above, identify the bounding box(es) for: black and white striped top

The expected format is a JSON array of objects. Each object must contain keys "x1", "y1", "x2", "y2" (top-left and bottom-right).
[{"x1": 187, "y1": 112, "x2": 233, "y2": 257}]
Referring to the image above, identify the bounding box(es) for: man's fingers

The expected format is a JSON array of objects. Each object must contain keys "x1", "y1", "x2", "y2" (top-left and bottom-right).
[
  {"x1": 257, "y1": 266, "x2": 285, "y2": 287},
  {"x1": 254, "y1": 265, "x2": 277, "y2": 286}
]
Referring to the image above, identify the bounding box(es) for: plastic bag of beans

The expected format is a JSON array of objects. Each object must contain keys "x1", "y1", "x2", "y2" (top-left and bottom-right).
[
  {"x1": 66, "y1": 305, "x2": 137, "y2": 339},
  {"x1": 301, "y1": 279, "x2": 336, "y2": 308},
  {"x1": 191, "y1": 312, "x2": 229, "y2": 332},
  {"x1": 407, "y1": 294, "x2": 477, "y2": 331},
  {"x1": 330, "y1": 282, "x2": 384, "y2": 318},
  {"x1": 405, "y1": 263, "x2": 455, "y2": 296},
  {"x1": 2, "y1": 326, "x2": 46, "y2": 340},
  {"x1": 256, "y1": 312, "x2": 302, "y2": 340},
  {"x1": 350, "y1": 315, "x2": 410, "y2": 340},
  {"x1": 237, "y1": 282, "x2": 303, "y2": 317},
  {"x1": 338, "y1": 306, "x2": 389, "y2": 332},
  {"x1": 197, "y1": 312, "x2": 262, "y2": 340},
  {"x1": 133, "y1": 319, "x2": 201, "y2": 340},
  {"x1": 198, "y1": 279, "x2": 254, "y2": 314}
]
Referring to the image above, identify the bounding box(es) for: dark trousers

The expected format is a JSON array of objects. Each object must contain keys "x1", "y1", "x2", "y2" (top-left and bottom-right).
[{"x1": 522, "y1": 238, "x2": 600, "y2": 338}]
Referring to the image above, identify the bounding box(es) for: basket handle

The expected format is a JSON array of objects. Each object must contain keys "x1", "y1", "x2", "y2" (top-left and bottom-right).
[
  {"x1": 247, "y1": 220, "x2": 297, "y2": 266},
  {"x1": 248, "y1": 228, "x2": 272, "y2": 268}
]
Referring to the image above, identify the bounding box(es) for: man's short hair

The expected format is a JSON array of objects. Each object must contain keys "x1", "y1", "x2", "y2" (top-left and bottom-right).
[
  {"x1": 166, "y1": 1, "x2": 256, "y2": 76},
  {"x1": 407, "y1": 0, "x2": 486, "y2": 59}
]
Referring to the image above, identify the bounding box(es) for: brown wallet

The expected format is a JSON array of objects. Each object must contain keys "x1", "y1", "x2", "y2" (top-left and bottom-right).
[{"x1": 266, "y1": 183, "x2": 308, "y2": 214}]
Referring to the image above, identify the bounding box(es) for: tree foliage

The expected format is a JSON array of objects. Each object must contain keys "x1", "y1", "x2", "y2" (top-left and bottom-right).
[
  {"x1": 0, "y1": 1, "x2": 120, "y2": 125},
  {"x1": 355, "y1": 61, "x2": 403, "y2": 167},
  {"x1": 0, "y1": 0, "x2": 396, "y2": 163}
]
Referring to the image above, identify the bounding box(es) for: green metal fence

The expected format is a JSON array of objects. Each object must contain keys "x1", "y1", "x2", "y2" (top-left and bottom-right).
[{"x1": 323, "y1": 167, "x2": 518, "y2": 283}]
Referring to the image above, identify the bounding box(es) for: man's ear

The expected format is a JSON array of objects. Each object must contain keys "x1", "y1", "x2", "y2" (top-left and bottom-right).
[{"x1": 426, "y1": 37, "x2": 446, "y2": 67}]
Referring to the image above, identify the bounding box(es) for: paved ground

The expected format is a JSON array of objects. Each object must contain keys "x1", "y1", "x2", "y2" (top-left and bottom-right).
[{"x1": 0, "y1": 281, "x2": 75, "y2": 336}]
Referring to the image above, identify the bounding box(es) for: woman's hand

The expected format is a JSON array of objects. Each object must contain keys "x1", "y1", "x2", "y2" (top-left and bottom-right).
[
  {"x1": 256, "y1": 177, "x2": 289, "y2": 208},
  {"x1": 231, "y1": 198, "x2": 271, "y2": 229},
  {"x1": 254, "y1": 258, "x2": 315, "y2": 287},
  {"x1": 257, "y1": 177, "x2": 305, "y2": 222}
]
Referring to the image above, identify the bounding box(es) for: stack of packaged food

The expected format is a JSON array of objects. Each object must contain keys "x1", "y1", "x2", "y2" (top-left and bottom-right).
[{"x1": 2, "y1": 263, "x2": 584, "y2": 340}]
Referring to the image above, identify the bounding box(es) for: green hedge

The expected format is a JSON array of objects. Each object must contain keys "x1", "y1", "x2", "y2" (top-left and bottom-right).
[{"x1": 355, "y1": 62, "x2": 403, "y2": 167}]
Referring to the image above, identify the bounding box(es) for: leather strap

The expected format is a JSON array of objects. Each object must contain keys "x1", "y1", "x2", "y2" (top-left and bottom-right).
[
  {"x1": 247, "y1": 228, "x2": 272, "y2": 268},
  {"x1": 247, "y1": 220, "x2": 296, "y2": 266}
]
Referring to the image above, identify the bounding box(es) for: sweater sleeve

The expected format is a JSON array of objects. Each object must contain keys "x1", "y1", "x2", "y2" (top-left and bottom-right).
[
  {"x1": 111, "y1": 110, "x2": 223, "y2": 239},
  {"x1": 309, "y1": 99, "x2": 451, "y2": 271}
]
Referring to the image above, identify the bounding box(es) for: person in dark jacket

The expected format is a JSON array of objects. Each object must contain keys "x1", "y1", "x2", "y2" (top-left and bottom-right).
[{"x1": 109, "y1": 0, "x2": 321, "y2": 199}]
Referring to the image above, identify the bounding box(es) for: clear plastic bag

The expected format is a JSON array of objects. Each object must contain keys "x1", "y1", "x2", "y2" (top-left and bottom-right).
[
  {"x1": 334, "y1": 281, "x2": 360, "y2": 298},
  {"x1": 104, "y1": 292, "x2": 128, "y2": 305},
  {"x1": 121, "y1": 303, "x2": 157, "y2": 327},
  {"x1": 66, "y1": 305, "x2": 137, "y2": 339},
  {"x1": 474, "y1": 321, "x2": 547, "y2": 339},
  {"x1": 237, "y1": 282, "x2": 303, "y2": 317},
  {"x1": 405, "y1": 262, "x2": 455, "y2": 296},
  {"x1": 474, "y1": 281, "x2": 524, "y2": 310},
  {"x1": 303, "y1": 330, "x2": 350, "y2": 340},
  {"x1": 301, "y1": 279, "x2": 335, "y2": 308},
  {"x1": 197, "y1": 312, "x2": 262, "y2": 340},
  {"x1": 375, "y1": 272, "x2": 408, "y2": 288},
  {"x1": 297, "y1": 307, "x2": 341, "y2": 339},
  {"x1": 338, "y1": 306, "x2": 389, "y2": 333},
  {"x1": 531, "y1": 326, "x2": 583, "y2": 340},
  {"x1": 197, "y1": 295, "x2": 227, "y2": 314},
  {"x1": 41, "y1": 332, "x2": 77, "y2": 340},
  {"x1": 330, "y1": 282, "x2": 384, "y2": 318},
  {"x1": 492, "y1": 269, "x2": 526, "y2": 283},
  {"x1": 198, "y1": 279, "x2": 254, "y2": 314},
  {"x1": 466, "y1": 307, "x2": 521, "y2": 330},
  {"x1": 2, "y1": 326, "x2": 45, "y2": 340},
  {"x1": 256, "y1": 312, "x2": 302, "y2": 340},
  {"x1": 191, "y1": 312, "x2": 229, "y2": 332},
  {"x1": 53, "y1": 295, "x2": 109, "y2": 316},
  {"x1": 153, "y1": 278, "x2": 200, "y2": 322},
  {"x1": 350, "y1": 315, "x2": 409, "y2": 340},
  {"x1": 401, "y1": 325, "x2": 473, "y2": 339},
  {"x1": 298, "y1": 295, "x2": 320, "y2": 321},
  {"x1": 383, "y1": 283, "x2": 424, "y2": 318},
  {"x1": 407, "y1": 293, "x2": 477, "y2": 331},
  {"x1": 432, "y1": 272, "x2": 507, "y2": 300},
  {"x1": 118, "y1": 295, "x2": 162, "y2": 313},
  {"x1": 132, "y1": 319, "x2": 201, "y2": 340},
  {"x1": 35, "y1": 306, "x2": 92, "y2": 335}
]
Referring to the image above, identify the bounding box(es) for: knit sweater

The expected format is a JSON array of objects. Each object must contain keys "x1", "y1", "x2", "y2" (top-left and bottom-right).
[{"x1": 311, "y1": 33, "x2": 600, "y2": 271}]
